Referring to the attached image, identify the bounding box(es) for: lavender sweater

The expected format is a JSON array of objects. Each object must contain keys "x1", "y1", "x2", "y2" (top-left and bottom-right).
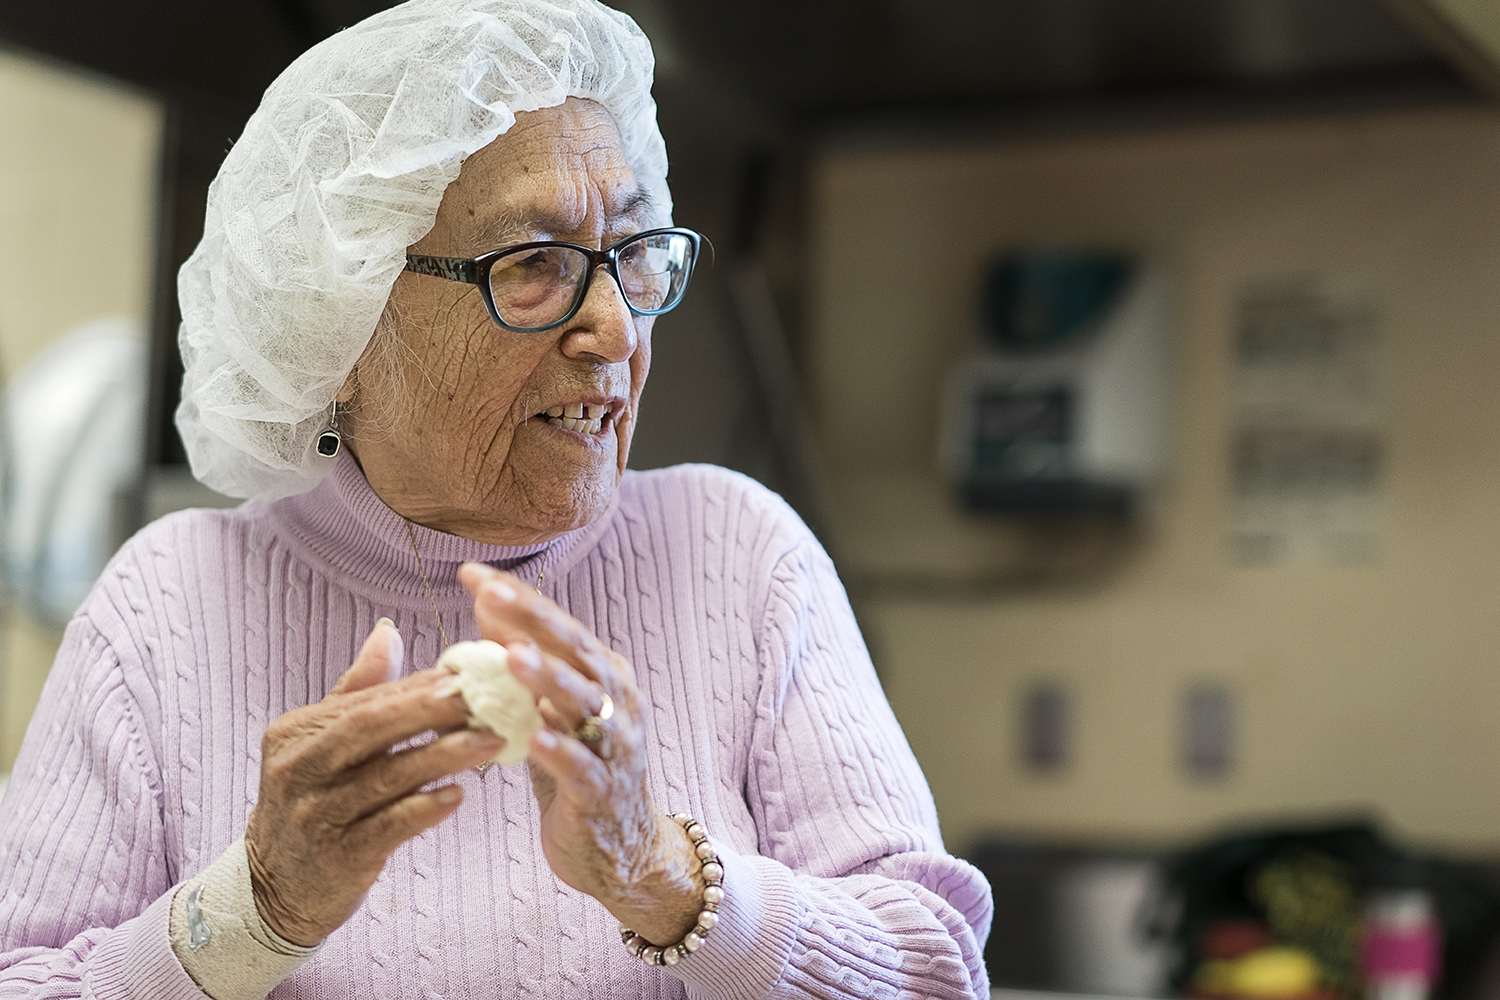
[{"x1": 0, "y1": 457, "x2": 992, "y2": 999}]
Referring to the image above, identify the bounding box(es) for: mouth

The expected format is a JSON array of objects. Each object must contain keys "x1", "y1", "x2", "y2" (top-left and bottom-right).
[{"x1": 535, "y1": 400, "x2": 616, "y2": 435}]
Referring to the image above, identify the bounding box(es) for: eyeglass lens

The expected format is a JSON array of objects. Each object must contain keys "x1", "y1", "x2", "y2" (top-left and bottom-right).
[{"x1": 487, "y1": 231, "x2": 694, "y2": 329}]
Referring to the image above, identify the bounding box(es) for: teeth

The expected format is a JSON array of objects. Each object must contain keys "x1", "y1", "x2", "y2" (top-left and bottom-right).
[{"x1": 542, "y1": 406, "x2": 607, "y2": 434}]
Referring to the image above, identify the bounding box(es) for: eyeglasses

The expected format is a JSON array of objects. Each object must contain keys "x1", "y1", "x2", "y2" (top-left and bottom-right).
[{"x1": 404, "y1": 227, "x2": 703, "y2": 333}]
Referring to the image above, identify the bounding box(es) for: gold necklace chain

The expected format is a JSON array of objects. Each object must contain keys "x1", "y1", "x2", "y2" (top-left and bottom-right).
[
  {"x1": 404, "y1": 517, "x2": 451, "y2": 648},
  {"x1": 403, "y1": 517, "x2": 552, "y2": 645},
  {"x1": 403, "y1": 517, "x2": 552, "y2": 774}
]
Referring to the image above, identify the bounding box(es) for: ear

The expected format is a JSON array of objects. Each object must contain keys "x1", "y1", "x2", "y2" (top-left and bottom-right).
[{"x1": 335, "y1": 366, "x2": 358, "y2": 404}]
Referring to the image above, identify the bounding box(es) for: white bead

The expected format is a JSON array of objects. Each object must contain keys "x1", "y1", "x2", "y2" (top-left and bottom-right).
[{"x1": 622, "y1": 814, "x2": 732, "y2": 966}]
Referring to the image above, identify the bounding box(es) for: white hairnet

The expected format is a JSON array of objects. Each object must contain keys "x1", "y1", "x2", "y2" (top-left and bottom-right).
[{"x1": 175, "y1": 0, "x2": 669, "y2": 500}]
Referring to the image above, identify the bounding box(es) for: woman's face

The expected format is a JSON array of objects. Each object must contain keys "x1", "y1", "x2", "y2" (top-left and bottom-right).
[{"x1": 347, "y1": 98, "x2": 656, "y2": 545}]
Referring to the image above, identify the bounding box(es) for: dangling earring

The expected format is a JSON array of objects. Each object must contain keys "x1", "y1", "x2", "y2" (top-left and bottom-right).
[{"x1": 317, "y1": 401, "x2": 342, "y2": 458}]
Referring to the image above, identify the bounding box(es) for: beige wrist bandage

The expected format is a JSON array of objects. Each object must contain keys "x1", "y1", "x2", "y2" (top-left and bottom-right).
[{"x1": 168, "y1": 838, "x2": 321, "y2": 1000}]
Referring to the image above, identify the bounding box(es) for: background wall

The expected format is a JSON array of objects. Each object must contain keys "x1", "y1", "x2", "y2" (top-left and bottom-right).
[
  {"x1": 811, "y1": 105, "x2": 1500, "y2": 855},
  {"x1": 8, "y1": 40, "x2": 1500, "y2": 862},
  {"x1": 0, "y1": 49, "x2": 162, "y2": 767}
]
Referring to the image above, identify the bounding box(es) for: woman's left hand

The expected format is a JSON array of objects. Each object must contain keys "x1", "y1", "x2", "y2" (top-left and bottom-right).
[{"x1": 458, "y1": 562, "x2": 704, "y2": 946}]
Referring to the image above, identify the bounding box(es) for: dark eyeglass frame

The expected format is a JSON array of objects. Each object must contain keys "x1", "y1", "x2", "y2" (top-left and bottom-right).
[{"x1": 403, "y1": 226, "x2": 703, "y2": 333}]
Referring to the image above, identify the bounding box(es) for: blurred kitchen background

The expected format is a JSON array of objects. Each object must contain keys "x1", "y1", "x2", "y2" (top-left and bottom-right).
[{"x1": 6, "y1": 0, "x2": 1500, "y2": 997}]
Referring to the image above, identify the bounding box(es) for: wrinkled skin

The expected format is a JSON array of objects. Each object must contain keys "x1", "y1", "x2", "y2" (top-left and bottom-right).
[
  {"x1": 461, "y1": 562, "x2": 702, "y2": 945},
  {"x1": 243, "y1": 99, "x2": 702, "y2": 949},
  {"x1": 245, "y1": 625, "x2": 502, "y2": 946},
  {"x1": 344, "y1": 96, "x2": 655, "y2": 546}
]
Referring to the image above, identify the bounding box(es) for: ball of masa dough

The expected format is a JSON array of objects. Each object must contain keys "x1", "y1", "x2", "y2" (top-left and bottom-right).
[{"x1": 435, "y1": 640, "x2": 543, "y2": 765}]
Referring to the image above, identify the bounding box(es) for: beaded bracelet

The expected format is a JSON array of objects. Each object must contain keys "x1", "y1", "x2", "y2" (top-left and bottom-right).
[{"x1": 618, "y1": 812, "x2": 724, "y2": 967}]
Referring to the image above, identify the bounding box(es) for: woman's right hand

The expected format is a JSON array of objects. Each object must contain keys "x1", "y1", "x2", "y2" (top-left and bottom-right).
[{"x1": 242, "y1": 620, "x2": 501, "y2": 946}]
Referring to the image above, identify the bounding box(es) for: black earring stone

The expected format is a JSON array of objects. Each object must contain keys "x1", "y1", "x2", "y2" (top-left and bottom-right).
[{"x1": 316, "y1": 429, "x2": 341, "y2": 458}]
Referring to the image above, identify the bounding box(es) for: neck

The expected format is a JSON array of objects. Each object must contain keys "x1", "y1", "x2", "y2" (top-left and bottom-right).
[{"x1": 347, "y1": 444, "x2": 580, "y2": 547}]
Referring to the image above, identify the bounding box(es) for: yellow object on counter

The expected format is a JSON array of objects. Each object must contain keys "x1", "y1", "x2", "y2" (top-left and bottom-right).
[{"x1": 1195, "y1": 947, "x2": 1322, "y2": 1000}]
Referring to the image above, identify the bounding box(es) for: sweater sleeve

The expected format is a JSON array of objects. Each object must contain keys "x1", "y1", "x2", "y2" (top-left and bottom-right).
[
  {"x1": 0, "y1": 612, "x2": 209, "y2": 999},
  {"x1": 671, "y1": 536, "x2": 993, "y2": 1000}
]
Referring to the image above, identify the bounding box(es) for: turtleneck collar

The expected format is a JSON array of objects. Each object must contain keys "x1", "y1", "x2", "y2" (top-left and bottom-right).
[{"x1": 264, "y1": 451, "x2": 618, "y2": 609}]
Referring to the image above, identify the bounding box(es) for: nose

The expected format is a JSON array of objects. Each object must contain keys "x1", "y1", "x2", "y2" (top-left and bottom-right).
[{"x1": 560, "y1": 263, "x2": 637, "y2": 364}]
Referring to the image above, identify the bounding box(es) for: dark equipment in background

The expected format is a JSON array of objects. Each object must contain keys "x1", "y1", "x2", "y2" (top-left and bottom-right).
[
  {"x1": 970, "y1": 838, "x2": 1075, "y2": 990},
  {"x1": 970, "y1": 823, "x2": 1500, "y2": 999},
  {"x1": 1144, "y1": 822, "x2": 1500, "y2": 1000},
  {"x1": 984, "y1": 252, "x2": 1133, "y2": 355}
]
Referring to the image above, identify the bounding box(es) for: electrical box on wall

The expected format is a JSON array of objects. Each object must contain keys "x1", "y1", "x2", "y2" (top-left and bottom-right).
[{"x1": 942, "y1": 249, "x2": 1172, "y2": 515}]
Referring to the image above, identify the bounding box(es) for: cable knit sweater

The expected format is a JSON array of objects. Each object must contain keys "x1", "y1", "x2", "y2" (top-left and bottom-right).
[{"x1": 0, "y1": 456, "x2": 992, "y2": 999}]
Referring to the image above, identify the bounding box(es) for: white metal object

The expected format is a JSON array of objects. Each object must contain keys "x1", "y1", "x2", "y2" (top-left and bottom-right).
[
  {"x1": 1051, "y1": 859, "x2": 1172, "y2": 998},
  {"x1": 3, "y1": 318, "x2": 146, "y2": 622},
  {"x1": 942, "y1": 261, "x2": 1172, "y2": 513}
]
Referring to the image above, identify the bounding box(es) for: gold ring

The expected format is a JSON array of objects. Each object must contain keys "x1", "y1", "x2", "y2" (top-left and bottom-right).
[{"x1": 576, "y1": 691, "x2": 614, "y2": 746}]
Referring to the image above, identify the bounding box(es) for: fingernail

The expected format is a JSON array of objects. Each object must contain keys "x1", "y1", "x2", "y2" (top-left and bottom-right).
[
  {"x1": 484, "y1": 580, "x2": 518, "y2": 604},
  {"x1": 534, "y1": 730, "x2": 558, "y2": 751},
  {"x1": 384, "y1": 623, "x2": 404, "y2": 683},
  {"x1": 435, "y1": 786, "x2": 463, "y2": 805},
  {"x1": 507, "y1": 643, "x2": 540, "y2": 669},
  {"x1": 432, "y1": 676, "x2": 463, "y2": 700}
]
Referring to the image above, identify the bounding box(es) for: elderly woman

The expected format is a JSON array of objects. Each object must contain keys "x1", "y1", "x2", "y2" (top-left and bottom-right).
[{"x1": 0, "y1": 1, "x2": 991, "y2": 997}]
